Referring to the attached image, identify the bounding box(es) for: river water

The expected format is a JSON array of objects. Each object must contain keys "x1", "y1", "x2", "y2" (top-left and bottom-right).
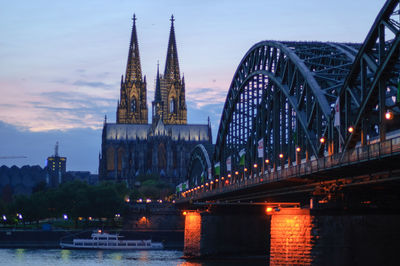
[{"x1": 0, "y1": 249, "x2": 268, "y2": 266}]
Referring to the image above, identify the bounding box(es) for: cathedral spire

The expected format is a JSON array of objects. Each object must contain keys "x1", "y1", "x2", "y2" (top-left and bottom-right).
[
  {"x1": 154, "y1": 62, "x2": 162, "y2": 101},
  {"x1": 164, "y1": 15, "x2": 180, "y2": 81},
  {"x1": 125, "y1": 14, "x2": 142, "y2": 82}
]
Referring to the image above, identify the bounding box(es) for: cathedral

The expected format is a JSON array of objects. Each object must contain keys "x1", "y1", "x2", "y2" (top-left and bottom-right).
[{"x1": 99, "y1": 15, "x2": 212, "y2": 186}]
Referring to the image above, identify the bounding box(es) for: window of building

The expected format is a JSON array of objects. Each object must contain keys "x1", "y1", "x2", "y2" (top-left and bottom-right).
[
  {"x1": 131, "y1": 97, "x2": 136, "y2": 112},
  {"x1": 170, "y1": 98, "x2": 175, "y2": 113}
]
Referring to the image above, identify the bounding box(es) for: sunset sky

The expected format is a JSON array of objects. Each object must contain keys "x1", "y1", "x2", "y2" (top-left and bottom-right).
[{"x1": 0, "y1": 0, "x2": 385, "y2": 173}]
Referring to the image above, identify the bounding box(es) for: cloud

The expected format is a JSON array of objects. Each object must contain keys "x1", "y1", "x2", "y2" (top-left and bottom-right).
[
  {"x1": 72, "y1": 80, "x2": 113, "y2": 89},
  {"x1": 186, "y1": 87, "x2": 227, "y2": 109},
  {"x1": 0, "y1": 120, "x2": 101, "y2": 173}
]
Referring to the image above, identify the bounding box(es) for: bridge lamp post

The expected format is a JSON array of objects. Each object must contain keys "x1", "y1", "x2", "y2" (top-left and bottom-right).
[
  {"x1": 385, "y1": 111, "x2": 393, "y2": 120},
  {"x1": 235, "y1": 171, "x2": 239, "y2": 184},
  {"x1": 244, "y1": 168, "x2": 247, "y2": 181},
  {"x1": 296, "y1": 147, "x2": 301, "y2": 165},
  {"x1": 253, "y1": 164, "x2": 258, "y2": 179}
]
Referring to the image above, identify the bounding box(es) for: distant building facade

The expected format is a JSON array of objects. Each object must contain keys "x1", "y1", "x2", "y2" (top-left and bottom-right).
[
  {"x1": 99, "y1": 15, "x2": 212, "y2": 186},
  {"x1": 46, "y1": 142, "x2": 66, "y2": 187}
]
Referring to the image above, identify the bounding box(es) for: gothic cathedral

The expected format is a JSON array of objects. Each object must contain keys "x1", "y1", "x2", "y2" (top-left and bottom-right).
[{"x1": 99, "y1": 15, "x2": 212, "y2": 187}]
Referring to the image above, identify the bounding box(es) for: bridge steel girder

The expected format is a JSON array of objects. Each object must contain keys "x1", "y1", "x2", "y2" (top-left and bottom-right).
[
  {"x1": 214, "y1": 41, "x2": 356, "y2": 179},
  {"x1": 338, "y1": 0, "x2": 400, "y2": 152},
  {"x1": 187, "y1": 144, "x2": 212, "y2": 188}
]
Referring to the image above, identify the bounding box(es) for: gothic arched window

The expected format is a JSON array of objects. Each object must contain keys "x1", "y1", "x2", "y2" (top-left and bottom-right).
[
  {"x1": 131, "y1": 98, "x2": 136, "y2": 112},
  {"x1": 170, "y1": 98, "x2": 175, "y2": 113}
]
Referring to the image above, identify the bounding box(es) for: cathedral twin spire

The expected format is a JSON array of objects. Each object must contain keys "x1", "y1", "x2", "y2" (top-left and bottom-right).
[{"x1": 117, "y1": 14, "x2": 187, "y2": 125}]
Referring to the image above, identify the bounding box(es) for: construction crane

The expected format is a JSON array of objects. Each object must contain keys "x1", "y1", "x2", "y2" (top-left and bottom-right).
[{"x1": 0, "y1": 156, "x2": 27, "y2": 159}]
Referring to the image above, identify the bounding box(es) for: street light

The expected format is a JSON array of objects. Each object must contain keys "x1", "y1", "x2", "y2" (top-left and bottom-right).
[
  {"x1": 265, "y1": 159, "x2": 270, "y2": 163},
  {"x1": 320, "y1": 137, "x2": 325, "y2": 143},
  {"x1": 279, "y1": 153, "x2": 284, "y2": 159},
  {"x1": 296, "y1": 147, "x2": 301, "y2": 152},
  {"x1": 253, "y1": 164, "x2": 258, "y2": 168},
  {"x1": 63, "y1": 214, "x2": 68, "y2": 220},
  {"x1": 348, "y1": 126, "x2": 354, "y2": 133}
]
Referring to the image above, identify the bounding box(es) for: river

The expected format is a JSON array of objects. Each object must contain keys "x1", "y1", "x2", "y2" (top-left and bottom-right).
[{"x1": 0, "y1": 249, "x2": 268, "y2": 266}]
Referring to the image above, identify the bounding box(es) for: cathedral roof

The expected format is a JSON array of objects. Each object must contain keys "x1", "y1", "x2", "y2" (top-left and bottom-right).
[{"x1": 104, "y1": 123, "x2": 210, "y2": 142}]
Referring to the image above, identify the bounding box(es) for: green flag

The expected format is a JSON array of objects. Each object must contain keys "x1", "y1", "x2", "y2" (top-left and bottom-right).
[
  {"x1": 397, "y1": 79, "x2": 400, "y2": 103},
  {"x1": 214, "y1": 162, "x2": 220, "y2": 176},
  {"x1": 239, "y1": 149, "x2": 245, "y2": 166}
]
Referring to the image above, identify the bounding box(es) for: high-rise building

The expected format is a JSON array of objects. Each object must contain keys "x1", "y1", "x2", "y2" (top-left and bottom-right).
[
  {"x1": 99, "y1": 15, "x2": 212, "y2": 187},
  {"x1": 46, "y1": 142, "x2": 66, "y2": 187}
]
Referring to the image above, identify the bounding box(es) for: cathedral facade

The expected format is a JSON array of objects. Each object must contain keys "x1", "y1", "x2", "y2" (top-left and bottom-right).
[{"x1": 99, "y1": 15, "x2": 212, "y2": 186}]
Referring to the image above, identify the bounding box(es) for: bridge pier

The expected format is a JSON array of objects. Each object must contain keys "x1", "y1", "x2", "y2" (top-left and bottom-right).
[{"x1": 183, "y1": 205, "x2": 269, "y2": 258}]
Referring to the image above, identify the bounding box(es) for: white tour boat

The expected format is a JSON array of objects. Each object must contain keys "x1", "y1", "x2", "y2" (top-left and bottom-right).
[{"x1": 60, "y1": 230, "x2": 164, "y2": 250}]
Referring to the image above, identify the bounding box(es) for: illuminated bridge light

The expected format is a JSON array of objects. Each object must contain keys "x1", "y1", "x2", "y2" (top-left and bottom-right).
[
  {"x1": 296, "y1": 147, "x2": 301, "y2": 152},
  {"x1": 253, "y1": 164, "x2": 258, "y2": 168},
  {"x1": 279, "y1": 153, "x2": 284, "y2": 159},
  {"x1": 228, "y1": 174, "x2": 231, "y2": 178},
  {"x1": 348, "y1": 126, "x2": 354, "y2": 133},
  {"x1": 235, "y1": 171, "x2": 239, "y2": 175},
  {"x1": 265, "y1": 159, "x2": 270, "y2": 163},
  {"x1": 244, "y1": 168, "x2": 248, "y2": 172},
  {"x1": 320, "y1": 137, "x2": 325, "y2": 143},
  {"x1": 385, "y1": 111, "x2": 393, "y2": 120}
]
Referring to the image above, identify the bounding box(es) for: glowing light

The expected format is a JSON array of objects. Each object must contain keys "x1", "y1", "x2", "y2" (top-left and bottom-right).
[
  {"x1": 296, "y1": 147, "x2": 301, "y2": 152},
  {"x1": 2, "y1": 215, "x2": 6, "y2": 221},
  {"x1": 215, "y1": 179, "x2": 219, "y2": 182},
  {"x1": 78, "y1": 217, "x2": 83, "y2": 221},
  {"x1": 225, "y1": 180, "x2": 229, "y2": 184},
  {"x1": 244, "y1": 168, "x2": 248, "y2": 172},
  {"x1": 266, "y1": 207, "x2": 273, "y2": 213},
  {"x1": 253, "y1": 164, "x2": 258, "y2": 168},
  {"x1": 201, "y1": 185, "x2": 204, "y2": 188},
  {"x1": 125, "y1": 196, "x2": 130, "y2": 203},
  {"x1": 385, "y1": 111, "x2": 393, "y2": 120},
  {"x1": 235, "y1": 171, "x2": 239, "y2": 175},
  {"x1": 320, "y1": 137, "x2": 325, "y2": 143},
  {"x1": 146, "y1": 199, "x2": 152, "y2": 203},
  {"x1": 63, "y1": 214, "x2": 68, "y2": 220},
  {"x1": 18, "y1": 214, "x2": 22, "y2": 220},
  {"x1": 265, "y1": 159, "x2": 270, "y2": 163},
  {"x1": 98, "y1": 229, "x2": 102, "y2": 233},
  {"x1": 137, "y1": 198, "x2": 143, "y2": 203},
  {"x1": 260, "y1": 178, "x2": 263, "y2": 182},
  {"x1": 279, "y1": 153, "x2": 284, "y2": 159},
  {"x1": 210, "y1": 181, "x2": 214, "y2": 184},
  {"x1": 115, "y1": 214, "x2": 121, "y2": 217},
  {"x1": 228, "y1": 174, "x2": 231, "y2": 178},
  {"x1": 182, "y1": 211, "x2": 187, "y2": 216},
  {"x1": 205, "y1": 183, "x2": 209, "y2": 186},
  {"x1": 88, "y1": 217, "x2": 92, "y2": 221},
  {"x1": 221, "y1": 177, "x2": 225, "y2": 180},
  {"x1": 348, "y1": 126, "x2": 354, "y2": 133}
]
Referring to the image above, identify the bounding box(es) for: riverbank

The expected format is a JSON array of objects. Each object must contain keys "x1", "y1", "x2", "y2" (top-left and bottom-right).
[{"x1": 0, "y1": 229, "x2": 184, "y2": 249}]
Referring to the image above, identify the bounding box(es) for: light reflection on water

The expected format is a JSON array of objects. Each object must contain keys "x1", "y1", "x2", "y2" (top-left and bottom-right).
[{"x1": 0, "y1": 249, "x2": 268, "y2": 266}]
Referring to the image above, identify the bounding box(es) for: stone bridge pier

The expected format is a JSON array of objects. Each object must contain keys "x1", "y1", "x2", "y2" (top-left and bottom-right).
[
  {"x1": 183, "y1": 205, "x2": 270, "y2": 258},
  {"x1": 183, "y1": 204, "x2": 400, "y2": 265}
]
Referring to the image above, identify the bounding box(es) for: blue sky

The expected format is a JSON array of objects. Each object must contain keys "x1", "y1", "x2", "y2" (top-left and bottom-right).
[{"x1": 0, "y1": 0, "x2": 385, "y2": 173}]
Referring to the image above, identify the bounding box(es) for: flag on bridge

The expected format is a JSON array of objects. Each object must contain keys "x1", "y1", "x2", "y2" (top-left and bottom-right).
[
  {"x1": 239, "y1": 149, "x2": 245, "y2": 166},
  {"x1": 226, "y1": 156, "x2": 232, "y2": 171},
  {"x1": 214, "y1": 162, "x2": 220, "y2": 176},
  {"x1": 397, "y1": 77, "x2": 400, "y2": 103},
  {"x1": 334, "y1": 97, "x2": 340, "y2": 127},
  {"x1": 257, "y1": 138, "x2": 264, "y2": 158}
]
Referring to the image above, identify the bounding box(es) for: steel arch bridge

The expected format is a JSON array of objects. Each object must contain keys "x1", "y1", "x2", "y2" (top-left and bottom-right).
[{"x1": 186, "y1": 0, "x2": 400, "y2": 191}]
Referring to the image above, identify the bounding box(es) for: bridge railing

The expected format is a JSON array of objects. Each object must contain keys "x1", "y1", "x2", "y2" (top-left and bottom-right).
[{"x1": 181, "y1": 135, "x2": 400, "y2": 200}]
